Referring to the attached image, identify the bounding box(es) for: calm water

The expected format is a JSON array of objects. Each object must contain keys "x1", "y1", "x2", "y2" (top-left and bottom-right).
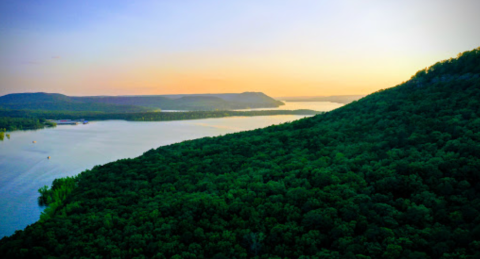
[
  {"x1": 0, "y1": 102, "x2": 341, "y2": 238},
  {"x1": 161, "y1": 101, "x2": 344, "y2": 112},
  {"x1": 235, "y1": 101, "x2": 344, "y2": 111}
]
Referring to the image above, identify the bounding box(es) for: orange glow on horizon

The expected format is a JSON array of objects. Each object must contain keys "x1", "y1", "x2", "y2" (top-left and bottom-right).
[
  {"x1": 1, "y1": 1, "x2": 479, "y2": 97},
  {"x1": 54, "y1": 51, "x2": 425, "y2": 97}
]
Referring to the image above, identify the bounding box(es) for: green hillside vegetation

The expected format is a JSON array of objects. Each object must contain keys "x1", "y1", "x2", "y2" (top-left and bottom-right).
[
  {"x1": 0, "y1": 117, "x2": 56, "y2": 132},
  {"x1": 0, "y1": 131, "x2": 9, "y2": 141},
  {"x1": 221, "y1": 92, "x2": 285, "y2": 107},
  {"x1": 0, "y1": 93, "x2": 153, "y2": 113},
  {"x1": 0, "y1": 109, "x2": 320, "y2": 123},
  {"x1": 74, "y1": 92, "x2": 284, "y2": 110},
  {"x1": 1, "y1": 47, "x2": 480, "y2": 258},
  {"x1": 0, "y1": 92, "x2": 287, "y2": 131}
]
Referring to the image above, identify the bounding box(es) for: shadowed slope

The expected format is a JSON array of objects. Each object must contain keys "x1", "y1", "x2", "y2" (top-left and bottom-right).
[
  {"x1": 0, "y1": 93, "x2": 152, "y2": 113},
  {"x1": 74, "y1": 92, "x2": 284, "y2": 110}
]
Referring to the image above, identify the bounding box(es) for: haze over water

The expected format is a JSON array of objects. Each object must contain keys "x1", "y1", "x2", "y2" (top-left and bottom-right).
[{"x1": 237, "y1": 101, "x2": 344, "y2": 111}]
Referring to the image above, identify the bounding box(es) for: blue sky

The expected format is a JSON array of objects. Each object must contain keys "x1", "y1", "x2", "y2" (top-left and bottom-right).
[{"x1": 1, "y1": 0, "x2": 480, "y2": 96}]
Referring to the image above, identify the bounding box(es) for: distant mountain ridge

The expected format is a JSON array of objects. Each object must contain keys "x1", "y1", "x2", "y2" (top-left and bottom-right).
[
  {"x1": 0, "y1": 92, "x2": 284, "y2": 112},
  {"x1": 74, "y1": 92, "x2": 284, "y2": 110},
  {"x1": 0, "y1": 93, "x2": 151, "y2": 113},
  {"x1": 123, "y1": 92, "x2": 275, "y2": 101}
]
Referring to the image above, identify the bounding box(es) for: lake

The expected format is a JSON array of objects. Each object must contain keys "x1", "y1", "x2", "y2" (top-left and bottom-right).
[
  {"x1": 235, "y1": 100, "x2": 344, "y2": 111},
  {"x1": 161, "y1": 100, "x2": 345, "y2": 112},
  {"x1": 0, "y1": 102, "x2": 341, "y2": 238}
]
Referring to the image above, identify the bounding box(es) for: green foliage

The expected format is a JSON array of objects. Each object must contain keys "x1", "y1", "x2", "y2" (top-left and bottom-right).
[
  {"x1": 410, "y1": 47, "x2": 480, "y2": 83},
  {"x1": 0, "y1": 109, "x2": 321, "y2": 123},
  {"x1": 0, "y1": 93, "x2": 153, "y2": 113},
  {"x1": 36, "y1": 177, "x2": 78, "y2": 221},
  {"x1": 0, "y1": 117, "x2": 51, "y2": 132},
  {"x1": 0, "y1": 109, "x2": 318, "y2": 133},
  {"x1": 73, "y1": 92, "x2": 284, "y2": 110},
  {"x1": 0, "y1": 92, "x2": 293, "y2": 131},
  {"x1": 1, "y1": 47, "x2": 480, "y2": 258},
  {"x1": 0, "y1": 92, "x2": 284, "y2": 112}
]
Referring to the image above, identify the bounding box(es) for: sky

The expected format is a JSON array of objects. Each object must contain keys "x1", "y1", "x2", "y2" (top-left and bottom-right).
[{"x1": 1, "y1": 0, "x2": 479, "y2": 97}]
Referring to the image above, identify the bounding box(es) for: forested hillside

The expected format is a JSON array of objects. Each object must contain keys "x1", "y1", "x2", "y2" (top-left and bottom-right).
[
  {"x1": 0, "y1": 109, "x2": 321, "y2": 122},
  {"x1": 0, "y1": 92, "x2": 283, "y2": 113},
  {"x1": 0, "y1": 92, "x2": 286, "y2": 131},
  {"x1": 1, "y1": 47, "x2": 479, "y2": 258},
  {"x1": 0, "y1": 93, "x2": 152, "y2": 113},
  {"x1": 74, "y1": 92, "x2": 284, "y2": 110},
  {"x1": 0, "y1": 117, "x2": 55, "y2": 132}
]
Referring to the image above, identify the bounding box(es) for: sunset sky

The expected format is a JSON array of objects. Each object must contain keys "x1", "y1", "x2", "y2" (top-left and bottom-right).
[{"x1": 1, "y1": 0, "x2": 479, "y2": 97}]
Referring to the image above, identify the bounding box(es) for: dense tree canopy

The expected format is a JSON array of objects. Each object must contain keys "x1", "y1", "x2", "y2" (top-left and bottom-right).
[
  {"x1": 1, "y1": 47, "x2": 480, "y2": 258},
  {"x1": 0, "y1": 109, "x2": 320, "y2": 122},
  {"x1": 0, "y1": 117, "x2": 55, "y2": 132},
  {"x1": 0, "y1": 109, "x2": 320, "y2": 133},
  {"x1": 0, "y1": 92, "x2": 284, "y2": 113},
  {"x1": 73, "y1": 92, "x2": 284, "y2": 111},
  {"x1": 0, "y1": 93, "x2": 153, "y2": 113}
]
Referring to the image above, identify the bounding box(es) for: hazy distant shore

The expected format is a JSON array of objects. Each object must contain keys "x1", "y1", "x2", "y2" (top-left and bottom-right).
[{"x1": 278, "y1": 95, "x2": 365, "y2": 104}]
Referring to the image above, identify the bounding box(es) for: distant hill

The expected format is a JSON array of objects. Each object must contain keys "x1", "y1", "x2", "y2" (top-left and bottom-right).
[
  {"x1": 0, "y1": 92, "x2": 284, "y2": 112},
  {"x1": 161, "y1": 92, "x2": 285, "y2": 105},
  {"x1": 224, "y1": 92, "x2": 285, "y2": 107},
  {"x1": 74, "y1": 92, "x2": 284, "y2": 110},
  {"x1": 0, "y1": 93, "x2": 152, "y2": 113},
  {"x1": 279, "y1": 95, "x2": 365, "y2": 104}
]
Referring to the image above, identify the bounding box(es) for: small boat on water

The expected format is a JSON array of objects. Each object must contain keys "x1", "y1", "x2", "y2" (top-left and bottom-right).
[
  {"x1": 32, "y1": 141, "x2": 36, "y2": 143},
  {"x1": 48, "y1": 156, "x2": 51, "y2": 159}
]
